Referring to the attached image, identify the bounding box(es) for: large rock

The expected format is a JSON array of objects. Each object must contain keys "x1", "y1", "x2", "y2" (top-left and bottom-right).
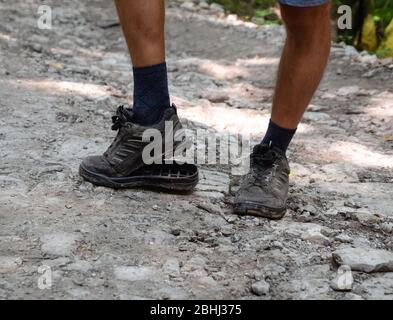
[
  {"x1": 332, "y1": 247, "x2": 393, "y2": 273},
  {"x1": 358, "y1": 273, "x2": 393, "y2": 300},
  {"x1": 195, "y1": 170, "x2": 230, "y2": 198},
  {"x1": 337, "y1": 85, "x2": 360, "y2": 97},
  {"x1": 301, "y1": 229, "x2": 330, "y2": 245},
  {"x1": 272, "y1": 221, "x2": 332, "y2": 245},
  {"x1": 351, "y1": 210, "x2": 383, "y2": 225},
  {"x1": 180, "y1": 1, "x2": 196, "y2": 11},
  {"x1": 210, "y1": 3, "x2": 225, "y2": 13},
  {"x1": 251, "y1": 280, "x2": 270, "y2": 296},
  {"x1": 40, "y1": 233, "x2": 80, "y2": 257},
  {"x1": 114, "y1": 266, "x2": 156, "y2": 282},
  {"x1": 0, "y1": 256, "x2": 22, "y2": 273}
]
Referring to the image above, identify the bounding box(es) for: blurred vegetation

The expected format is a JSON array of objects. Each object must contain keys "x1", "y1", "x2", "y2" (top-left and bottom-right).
[
  {"x1": 209, "y1": 0, "x2": 393, "y2": 57},
  {"x1": 209, "y1": 0, "x2": 281, "y2": 24}
]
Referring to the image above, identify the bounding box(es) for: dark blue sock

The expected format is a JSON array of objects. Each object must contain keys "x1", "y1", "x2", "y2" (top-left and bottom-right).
[
  {"x1": 261, "y1": 119, "x2": 297, "y2": 154},
  {"x1": 132, "y1": 62, "x2": 171, "y2": 125}
]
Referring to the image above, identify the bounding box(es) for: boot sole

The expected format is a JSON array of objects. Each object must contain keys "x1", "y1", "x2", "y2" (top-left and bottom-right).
[
  {"x1": 233, "y1": 202, "x2": 286, "y2": 220},
  {"x1": 79, "y1": 162, "x2": 199, "y2": 193}
]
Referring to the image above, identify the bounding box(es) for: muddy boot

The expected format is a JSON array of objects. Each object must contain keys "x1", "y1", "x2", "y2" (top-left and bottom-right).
[
  {"x1": 79, "y1": 105, "x2": 194, "y2": 190},
  {"x1": 233, "y1": 144, "x2": 290, "y2": 219}
]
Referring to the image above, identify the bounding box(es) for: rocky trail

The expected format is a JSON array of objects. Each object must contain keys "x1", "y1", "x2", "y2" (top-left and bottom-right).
[{"x1": 0, "y1": 0, "x2": 393, "y2": 299}]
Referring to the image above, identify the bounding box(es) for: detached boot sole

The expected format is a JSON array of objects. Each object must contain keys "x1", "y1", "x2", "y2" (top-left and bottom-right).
[
  {"x1": 79, "y1": 162, "x2": 199, "y2": 192},
  {"x1": 233, "y1": 202, "x2": 286, "y2": 220}
]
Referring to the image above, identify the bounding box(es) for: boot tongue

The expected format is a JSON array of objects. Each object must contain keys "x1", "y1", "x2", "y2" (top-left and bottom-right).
[
  {"x1": 111, "y1": 106, "x2": 134, "y2": 130},
  {"x1": 252, "y1": 144, "x2": 278, "y2": 165},
  {"x1": 123, "y1": 107, "x2": 134, "y2": 121}
]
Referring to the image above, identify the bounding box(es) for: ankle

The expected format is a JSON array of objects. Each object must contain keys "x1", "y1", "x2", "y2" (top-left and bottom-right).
[
  {"x1": 261, "y1": 119, "x2": 297, "y2": 154},
  {"x1": 132, "y1": 62, "x2": 171, "y2": 126}
]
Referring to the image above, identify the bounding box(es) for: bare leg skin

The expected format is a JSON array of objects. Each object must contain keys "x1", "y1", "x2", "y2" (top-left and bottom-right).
[
  {"x1": 272, "y1": 2, "x2": 332, "y2": 129},
  {"x1": 114, "y1": 0, "x2": 166, "y2": 67}
]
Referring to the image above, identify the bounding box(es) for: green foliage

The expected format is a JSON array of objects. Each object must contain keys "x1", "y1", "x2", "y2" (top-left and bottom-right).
[
  {"x1": 210, "y1": 0, "x2": 393, "y2": 56},
  {"x1": 209, "y1": 0, "x2": 279, "y2": 24}
]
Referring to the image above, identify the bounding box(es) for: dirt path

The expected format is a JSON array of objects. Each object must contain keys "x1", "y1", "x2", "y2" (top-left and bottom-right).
[{"x1": 0, "y1": 0, "x2": 393, "y2": 299}]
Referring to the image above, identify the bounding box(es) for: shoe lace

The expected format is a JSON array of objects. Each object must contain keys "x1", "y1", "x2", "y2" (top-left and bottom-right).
[
  {"x1": 111, "y1": 105, "x2": 132, "y2": 131},
  {"x1": 248, "y1": 146, "x2": 280, "y2": 188},
  {"x1": 104, "y1": 106, "x2": 132, "y2": 160}
]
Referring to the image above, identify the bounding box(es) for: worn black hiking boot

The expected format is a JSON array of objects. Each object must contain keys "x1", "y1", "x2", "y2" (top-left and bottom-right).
[
  {"x1": 233, "y1": 144, "x2": 290, "y2": 219},
  {"x1": 79, "y1": 105, "x2": 196, "y2": 190}
]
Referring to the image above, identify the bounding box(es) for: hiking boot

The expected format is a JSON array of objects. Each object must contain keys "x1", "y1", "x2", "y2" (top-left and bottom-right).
[
  {"x1": 233, "y1": 143, "x2": 290, "y2": 219},
  {"x1": 79, "y1": 104, "x2": 184, "y2": 189}
]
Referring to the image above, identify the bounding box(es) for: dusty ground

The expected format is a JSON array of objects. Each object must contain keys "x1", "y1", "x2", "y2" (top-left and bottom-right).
[{"x1": 0, "y1": 0, "x2": 393, "y2": 299}]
